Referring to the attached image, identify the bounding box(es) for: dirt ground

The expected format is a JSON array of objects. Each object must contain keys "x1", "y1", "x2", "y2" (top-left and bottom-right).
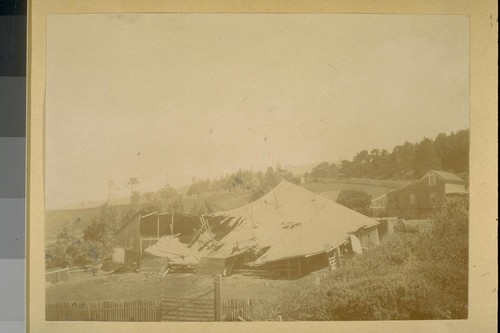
[{"x1": 46, "y1": 270, "x2": 325, "y2": 303}]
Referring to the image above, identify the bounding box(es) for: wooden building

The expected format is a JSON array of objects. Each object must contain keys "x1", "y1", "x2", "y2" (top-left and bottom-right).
[
  {"x1": 112, "y1": 211, "x2": 200, "y2": 268},
  {"x1": 194, "y1": 181, "x2": 381, "y2": 279},
  {"x1": 371, "y1": 170, "x2": 467, "y2": 219}
]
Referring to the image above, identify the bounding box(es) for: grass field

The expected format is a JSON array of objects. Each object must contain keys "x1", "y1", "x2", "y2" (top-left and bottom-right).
[
  {"x1": 303, "y1": 178, "x2": 410, "y2": 199},
  {"x1": 46, "y1": 270, "x2": 326, "y2": 303}
]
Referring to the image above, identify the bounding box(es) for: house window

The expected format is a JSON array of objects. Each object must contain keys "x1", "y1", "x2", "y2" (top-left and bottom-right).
[
  {"x1": 429, "y1": 192, "x2": 438, "y2": 206},
  {"x1": 409, "y1": 193, "x2": 417, "y2": 206},
  {"x1": 428, "y1": 174, "x2": 436, "y2": 186}
]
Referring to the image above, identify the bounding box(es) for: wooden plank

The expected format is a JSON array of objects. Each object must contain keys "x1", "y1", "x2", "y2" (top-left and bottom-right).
[
  {"x1": 163, "y1": 314, "x2": 215, "y2": 320},
  {"x1": 162, "y1": 305, "x2": 214, "y2": 311},
  {"x1": 162, "y1": 298, "x2": 214, "y2": 303}
]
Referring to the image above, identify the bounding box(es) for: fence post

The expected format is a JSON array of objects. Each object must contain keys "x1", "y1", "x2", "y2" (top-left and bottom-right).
[{"x1": 214, "y1": 274, "x2": 222, "y2": 321}]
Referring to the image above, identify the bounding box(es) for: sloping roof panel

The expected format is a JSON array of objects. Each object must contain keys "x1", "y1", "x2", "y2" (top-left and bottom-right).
[
  {"x1": 430, "y1": 170, "x2": 465, "y2": 182},
  {"x1": 206, "y1": 181, "x2": 379, "y2": 265}
]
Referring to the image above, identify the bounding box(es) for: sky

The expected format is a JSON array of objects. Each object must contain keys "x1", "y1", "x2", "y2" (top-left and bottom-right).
[{"x1": 45, "y1": 14, "x2": 469, "y2": 210}]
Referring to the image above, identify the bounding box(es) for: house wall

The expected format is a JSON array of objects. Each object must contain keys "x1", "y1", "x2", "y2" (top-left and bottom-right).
[
  {"x1": 376, "y1": 217, "x2": 396, "y2": 242},
  {"x1": 386, "y1": 174, "x2": 450, "y2": 218}
]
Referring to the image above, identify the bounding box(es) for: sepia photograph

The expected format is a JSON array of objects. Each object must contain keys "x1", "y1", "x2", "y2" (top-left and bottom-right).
[{"x1": 42, "y1": 12, "x2": 472, "y2": 323}]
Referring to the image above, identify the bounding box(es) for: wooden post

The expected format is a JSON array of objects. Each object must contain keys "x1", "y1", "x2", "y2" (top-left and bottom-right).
[
  {"x1": 297, "y1": 258, "x2": 302, "y2": 276},
  {"x1": 171, "y1": 213, "x2": 174, "y2": 235},
  {"x1": 157, "y1": 213, "x2": 160, "y2": 239},
  {"x1": 214, "y1": 274, "x2": 222, "y2": 321},
  {"x1": 287, "y1": 259, "x2": 291, "y2": 280},
  {"x1": 335, "y1": 247, "x2": 342, "y2": 268}
]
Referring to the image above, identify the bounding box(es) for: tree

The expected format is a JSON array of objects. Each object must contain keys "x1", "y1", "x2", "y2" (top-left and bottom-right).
[
  {"x1": 413, "y1": 138, "x2": 441, "y2": 177},
  {"x1": 143, "y1": 191, "x2": 162, "y2": 212},
  {"x1": 127, "y1": 178, "x2": 139, "y2": 204},
  {"x1": 49, "y1": 227, "x2": 86, "y2": 268},
  {"x1": 82, "y1": 203, "x2": 119, "y2": 259},
  {"x1": 392, "y1": 141, "x2": 416, "y2": 179},
  {"x1": 107, "y1": 180, "x2": 117, "y2": 204},
  {"x1": 130, "y1": 190, "x2": 141, "y2": 205},
  {"x1": 310, "y1": 162, "x2": 339, "y2": 179},
  {"x1": 337, "y1": 190, "x2": 372, "y2": 216},
  {"x1": 120, "y1": 207, "x2": 137, "y2": 227},
  {"x1": 158, "y1": 184, "x2": 179, "y2": 201},
  {"x1": 169, "y1": 195, "x2": 185, "y2": 214},
  {"x1": 190, "y1": 198, "x2": 221, "y2": 215}
]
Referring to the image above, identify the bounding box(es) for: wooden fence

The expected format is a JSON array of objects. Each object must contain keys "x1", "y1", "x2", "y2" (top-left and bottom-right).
[
  {"x1": 161, "y1": 290, "x2": 215, "y2": 322},
  {"x1": 46, "y1": 300, "x2": 161, "y2": 321},
  {"x1": 45, "y1": 275, "x2": 279, "y2": 322},
  {"x1": 222, "y1": 298, "x2": 266, "y2": 321},
  {"x1": 46, "y1": 268, "x2": 70, "y2": 284},
  {"x1": 68, "y1": 266, "x2": 100, "y2": 280}
]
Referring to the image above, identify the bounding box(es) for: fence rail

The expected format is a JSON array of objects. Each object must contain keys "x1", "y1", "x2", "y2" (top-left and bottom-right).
[
  {"x1": 46, "y1": 300, "x2": 161, "y2": 321},
  {"x1": 68, "y1": 266, "x2": 100, "y2": 280},
  {"x1": 46, "y1": 268, "x2": 70, "y2": 284}
]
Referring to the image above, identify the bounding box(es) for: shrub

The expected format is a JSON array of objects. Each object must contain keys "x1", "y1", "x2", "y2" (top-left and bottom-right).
[{"x1": 262, "y1": 196, "x2": 468, "y2": 320}]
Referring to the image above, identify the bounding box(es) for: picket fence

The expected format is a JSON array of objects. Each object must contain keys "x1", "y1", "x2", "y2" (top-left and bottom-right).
[
  {"x1": 46, "y1": 300, "x2": 161, "y2": 321},
  {"x1": 222, "y1": 298, "x2": 266, "y2": 321},
  {"x1": 162, "y1": 296, "x2": 215, "y2": 322}
]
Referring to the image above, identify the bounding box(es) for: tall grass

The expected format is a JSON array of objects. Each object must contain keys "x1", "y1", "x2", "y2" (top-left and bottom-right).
[{"x1": 260, "y1": 196, "x2": 468, "y2": 320}]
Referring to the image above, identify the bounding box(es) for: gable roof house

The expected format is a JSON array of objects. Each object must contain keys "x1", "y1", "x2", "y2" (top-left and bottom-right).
[
  {"x1": 371, "y1": 170, "x2": 467, "y2": 219},
  {"x1": 194, "y1": 181, "x2": 381, "y2": 279}
]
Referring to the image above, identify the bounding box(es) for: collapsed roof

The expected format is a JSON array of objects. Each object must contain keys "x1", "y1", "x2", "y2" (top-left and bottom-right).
[
  {"x1": 201, "y1": 181, "x2": 379, "y2": 266},
  {"x1": 144, "y1": 235, "x2": 199, "y2": 265}
]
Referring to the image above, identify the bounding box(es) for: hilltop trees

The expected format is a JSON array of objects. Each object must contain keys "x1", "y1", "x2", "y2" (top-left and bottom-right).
[
  {"x1": 339, "y1": 130, "x2": 469, "y2": 180},
  {"x1": 184, "y1": 164, "x2": 294, "y2": 201},
  {"x1": 309, "y1": 162, "x2": 339, "y2": 179},
  {"x1": 413, "y1": 138, "x2": 442, "y2": 177}
]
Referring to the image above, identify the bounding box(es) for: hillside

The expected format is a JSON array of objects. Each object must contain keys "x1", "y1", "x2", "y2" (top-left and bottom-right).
[{"x1": 45, "y1": 177, "x2": 404, "y2": 248}]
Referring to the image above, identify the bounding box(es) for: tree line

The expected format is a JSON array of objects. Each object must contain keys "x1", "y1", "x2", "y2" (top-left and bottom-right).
[
  {"x1": 186, "y1": 165, "x2": 297, "y2": 201},
  {"x1": 308, "y1": 129, "x2": 469, "y2": 181}
]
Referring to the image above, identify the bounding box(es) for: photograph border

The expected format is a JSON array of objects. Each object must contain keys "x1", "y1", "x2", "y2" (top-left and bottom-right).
[{"x1": 28, "y1": 1, "x2": 498, "y2": 332}]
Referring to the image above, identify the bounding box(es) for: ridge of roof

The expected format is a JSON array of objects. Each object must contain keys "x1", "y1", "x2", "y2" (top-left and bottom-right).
[
  {"x1": 207, "y1": 180, "x2": 379, "y2": 264},
  {"x1": 428, "y1": 169, "x2": 465, "y2": 182}
]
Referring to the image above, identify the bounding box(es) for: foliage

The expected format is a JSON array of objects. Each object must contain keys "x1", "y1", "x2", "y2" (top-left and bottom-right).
[
  {"x1": 264, "y1": 197, "x2": 469, "y2": 320},
  {"x1": 339, "y1": 129, "x2": 469, "y2": 180},
  {"x1": 190, "y1": 197, "x2": 221, "y2": 215},
  {"x1": 184, "y1": 164, "x2": 294, "y2": 202},
  {"x1": 309, "y1": 162, "x2": 339, "y2": 179},
  {"x1": 130, "y1": 191, "x2": 141, "y2": 205},
  {"x1": 48, "y1": 204, "x2": 120, "y2": 269},
  {"x1": 127, "y1": 178, "x2": 140, "y2": 204},
  {"x1": 158, "y1": 184, "x2": 179, "y2": 201},
  {"x1": 169, "y1": 195, "x2": 185, "y2": 214},
  {"x1": 336, "y1": 190, "x2": 372, "y2": 215},
  {"x1": 48, "y1": 227, "x2": 87, "y2": 268}
]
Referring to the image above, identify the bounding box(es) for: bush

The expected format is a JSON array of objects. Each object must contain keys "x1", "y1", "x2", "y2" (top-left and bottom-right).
[
  {"x1": 262, "y1": 197, "x2": 468, "y2": 320},
  {"x1": 337, "y1": 190, "x2": 372, "y2": 216}
]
